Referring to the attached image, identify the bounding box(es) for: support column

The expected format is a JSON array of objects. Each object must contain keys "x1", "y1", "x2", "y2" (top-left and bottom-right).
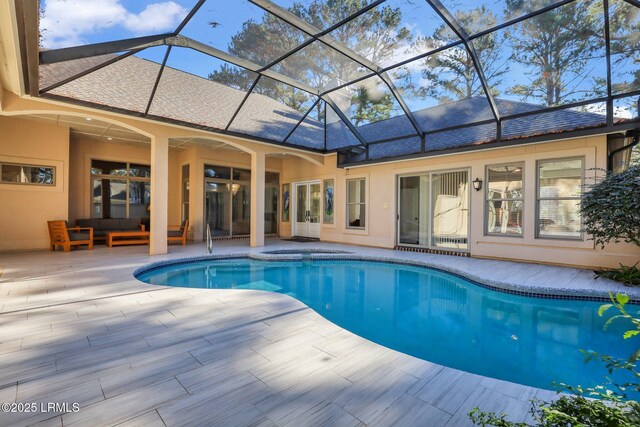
[
  {"x1": 150, "y1": 134, "x2": 169, "y2": 254},
  {"x1": 250, "y1": 151, "x2": 265, "y2": 247}
]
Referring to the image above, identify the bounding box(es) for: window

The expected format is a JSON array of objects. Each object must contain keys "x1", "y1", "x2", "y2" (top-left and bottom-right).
[
  {"x1": 0, "y1": 162, "x2": 55, "y2": 185},
  {"x1": 486, "y1": 164, "x2": 524, "y2": 236},
  {"x1": 91, "y1": 160, "x2": 150, "y2": 219},
  {"x1": 323, "y1": 179, "x2": 334, "y2": 224},
  {"x1": 346, "y1": 178, "x2": 366, "y2": 229},
  {"x1": 265, "y1": 172, "x2": 279, "y2": 234},
  {"x1": 537, "y1": 158, "x2": 583, "y2": 239},
  {"x1": 182, "y1": 164, "x2": 190, "y2": 221}
]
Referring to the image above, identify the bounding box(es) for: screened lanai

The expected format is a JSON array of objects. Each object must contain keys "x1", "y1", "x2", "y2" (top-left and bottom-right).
[{"x1": 38, "y1": 0, "x2": 640, "y2": 165}]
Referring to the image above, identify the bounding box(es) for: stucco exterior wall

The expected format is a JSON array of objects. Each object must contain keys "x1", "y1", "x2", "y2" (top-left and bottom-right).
[
  {"x1": 280, "y1": 135, "x2": 640, "y2": 269},
  {"x1": 0, "y1": 116, "x2": 69, "y2": 250},
  {"x1": 1, "y1": 108, "x2": 637, "y2": 269}
]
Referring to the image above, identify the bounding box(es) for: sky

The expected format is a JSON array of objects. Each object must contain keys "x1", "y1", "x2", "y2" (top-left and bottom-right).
[
  {"x1": 39, "y1": 0, "x2": 635, "y2": 118},
  {"x1": 40, "y1": 0, "x2": 195, "y2": 48}
]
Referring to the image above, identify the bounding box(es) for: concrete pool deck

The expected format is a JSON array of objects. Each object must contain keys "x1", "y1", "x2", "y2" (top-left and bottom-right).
[{"x1": 0, "y1": 239, "x2": 637, "y2": 426}]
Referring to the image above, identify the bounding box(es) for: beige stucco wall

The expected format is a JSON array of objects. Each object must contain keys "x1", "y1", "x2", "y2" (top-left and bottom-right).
[
  {"x1": 280, "y1": 135, "x2": 640, "y2": 269},
  {"x1": 0, "y1": 116, "x2": 69, "y2": 250},
  {"x1": 1, "y1": 102, "x2": 637, "y2": 269}
]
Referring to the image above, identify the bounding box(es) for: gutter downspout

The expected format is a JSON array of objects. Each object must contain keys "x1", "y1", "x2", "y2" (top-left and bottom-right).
[{"x1": 608, "y1": 129, "x2": 640, "y2": 172}]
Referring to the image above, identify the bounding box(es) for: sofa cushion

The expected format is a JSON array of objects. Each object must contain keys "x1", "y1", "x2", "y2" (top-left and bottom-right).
[
  {"x1": 102, "y1": 219, "x2": 127, "y2": 231},
  {"x1": 168, "y1": 230, "x2": 183, "y2": 237},
  {"x1": 69, "y1": 232, "x2": 90, "y2": 241},
  {"x1": 77, "y1": 219, "x2": 101, "y2": 229},
  {"x1": 77, "y1": 218, "x2": 140, "y2": 231}
]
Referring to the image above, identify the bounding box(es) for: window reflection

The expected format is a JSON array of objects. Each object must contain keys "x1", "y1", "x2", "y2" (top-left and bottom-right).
[
  {"x1": 537, "y1": 158, "x2": 583, "y2": 239},
  {"x1": 0, "y1": 163, "x2": 55, "y2": 185},
  {"x1": 91, "y1": 160, "x2": 150, "y2": 219},
  {"x1": 346, "y1": 178, "x2": 366, "y2": 228},
  {"x1": 486, "y1": 164, "x2": 524, "y2": 236}
]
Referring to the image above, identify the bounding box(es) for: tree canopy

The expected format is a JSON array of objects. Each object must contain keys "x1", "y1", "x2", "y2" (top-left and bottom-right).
[
  {"x1": 580, "y1": 165, "x2": 640, "y2": 248},
  {"x1": 504, "y1": 0, "x2": 605, "y2": 106},
  {"x1": 206, "y1": 0, "x2": 631, "y2": 127}
]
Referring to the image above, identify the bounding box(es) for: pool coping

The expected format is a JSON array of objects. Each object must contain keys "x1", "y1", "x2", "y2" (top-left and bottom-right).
[{"x1": 133, "y1": 251, "x2": 640, "y2": 304}]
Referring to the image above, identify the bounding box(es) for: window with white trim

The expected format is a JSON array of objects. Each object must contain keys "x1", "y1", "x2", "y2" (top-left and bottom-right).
[
  {"x1": 346, "y1": 178, "x2": 366, "y2": 229},
  {"x1": 537, "y1": 158, "x2": 583, "y2": 239},
  {"x1": 486, "y1": 164, "x2": 524, "y2": 236}
]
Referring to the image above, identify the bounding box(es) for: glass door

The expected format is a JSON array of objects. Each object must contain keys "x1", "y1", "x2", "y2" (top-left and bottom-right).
[
  {"x1": 294, "y1": 181, "x2": 321, "y2": 238},
  {"x1": 431, "y1": 170, "x2": 469, "y2": 249},
  {"x1": 398, "y1": 175, "x2": 429, "y2": 245},
  {"x1": 205, "y1": 181, "x2": 231, "y2": 237},
  {"x1": 397, "y1": 170, "x2": 469, "y2": 252},
  {"x1": 296, "y1": 183, "x2": 308, "y2": 236},
  {"x1": 309, "y1": 182, "x2": 321, "y2": 237}
]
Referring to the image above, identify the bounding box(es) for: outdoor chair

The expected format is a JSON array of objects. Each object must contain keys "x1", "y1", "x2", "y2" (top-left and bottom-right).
[
  {"x1": 168, "y1": 219, "x2": 189, "y2": 245},
  {"x1": 47, "y1": 220, "x2": 94, "y2": 252}
]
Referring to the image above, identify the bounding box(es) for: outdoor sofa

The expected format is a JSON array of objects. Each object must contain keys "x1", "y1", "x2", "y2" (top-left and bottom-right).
[{"x1": 75, "y1": 218, "x2": 144, "y2": 242}]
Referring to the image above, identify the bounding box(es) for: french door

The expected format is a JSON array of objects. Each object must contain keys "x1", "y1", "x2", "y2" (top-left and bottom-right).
[{"x1": 293, "y1": 181, "x2": 321, "y2": 238}]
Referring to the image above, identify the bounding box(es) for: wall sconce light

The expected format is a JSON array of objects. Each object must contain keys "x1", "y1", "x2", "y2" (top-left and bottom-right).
[{"x1": 472, "y1": 178, "x2": 483, "y2": 192}]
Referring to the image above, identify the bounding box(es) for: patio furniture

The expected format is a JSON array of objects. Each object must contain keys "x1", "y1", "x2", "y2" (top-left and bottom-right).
[
  {"x1": 76, "y1": 218, "x2": 144, "y2": 242},
  {"x1": 106, "y1": 231, "x2": 150, "y2": 247},
  {"x1": 168, "y1": 219, "x2": 189, "y2": 245},
  {"x1": 47, "y1": 220, "x2": 93, "y2": 252}
]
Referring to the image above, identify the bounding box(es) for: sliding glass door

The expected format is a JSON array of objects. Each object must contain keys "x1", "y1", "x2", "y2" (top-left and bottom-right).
[
  {"x1": 204, "y1": 181, "x2": 231, "y2": 237},
  {"x1": 431, "y1": 170, "x2": 469, "y2": 249},
  {"x1": 204, "y1": 165, "x2": 249, "y2": 238},
  {"x1": 397, "y1": 170, "x2": 469, "y2": 251},
  {"x1": 398, "y1": 175, "x2": 429, "y2": 245},
  {"x1": 204, "y1": 165, "x2": 279, "y2": 239}
]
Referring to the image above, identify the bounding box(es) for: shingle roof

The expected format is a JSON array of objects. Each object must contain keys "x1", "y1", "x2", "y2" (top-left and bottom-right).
[
  {"x1": 341, "y1": 97, "x2": 606, "y2": 160},
  {"x1": 41, "y1": 55, "x2": 325, "y2": 149},
  {"x1": 40, "y1": 56, "x2": 607, "y2": 157}
]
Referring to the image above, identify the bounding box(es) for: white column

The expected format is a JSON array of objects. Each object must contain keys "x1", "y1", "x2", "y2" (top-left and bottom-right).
[
  {"x1": 250, "y1": 151, "x2": 265, "y2": 247},
  {"x1": 150, "y1": 134, "x2": 169, "y2": 255}
]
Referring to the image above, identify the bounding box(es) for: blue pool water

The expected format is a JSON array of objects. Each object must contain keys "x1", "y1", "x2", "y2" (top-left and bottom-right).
[{"x1": 136, "y1": 258, "x2": 638, "y2": 392}]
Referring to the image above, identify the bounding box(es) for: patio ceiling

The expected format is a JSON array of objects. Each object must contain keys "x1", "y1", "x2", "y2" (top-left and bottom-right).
[{"x1": 37, "y1": 0, "x2": 640, "y2": 163}]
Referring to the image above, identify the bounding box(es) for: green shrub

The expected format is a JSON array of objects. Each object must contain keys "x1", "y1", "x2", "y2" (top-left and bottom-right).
[
  {"x1": 580, "y1": 165, "x2": 640, "y2": 248},
  {"x1": 596, "y1": 263, "x2": 640, "y2": 287}
]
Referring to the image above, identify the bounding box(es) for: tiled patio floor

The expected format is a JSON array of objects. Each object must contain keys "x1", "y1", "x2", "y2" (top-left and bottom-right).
[{"x1": 0, "y1": 240, "x2": 635, "y2": 426}]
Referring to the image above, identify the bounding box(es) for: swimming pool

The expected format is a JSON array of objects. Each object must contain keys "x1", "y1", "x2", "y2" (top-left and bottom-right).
[{"x1": 136, "y1": 257, "x2": 637, "y2": 392}]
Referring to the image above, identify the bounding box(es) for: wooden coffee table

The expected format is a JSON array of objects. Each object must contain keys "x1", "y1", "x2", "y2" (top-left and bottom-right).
[{"x1": 106, "y1": 231, "x2": 150, "y2": 247}]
